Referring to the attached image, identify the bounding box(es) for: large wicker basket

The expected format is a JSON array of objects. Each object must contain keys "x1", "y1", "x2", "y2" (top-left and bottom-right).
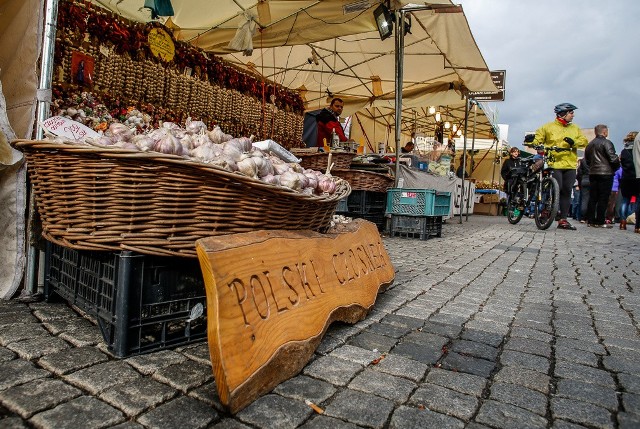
[
  {"x1": 332, "y1": 169, "x2": 394, "y2": 193},
  {"x1": 13, "y1": 140, "x2": 351, "y2": 258},
  {"x1": 297, "y1": 152, "x2": 356, "y2": 171}
]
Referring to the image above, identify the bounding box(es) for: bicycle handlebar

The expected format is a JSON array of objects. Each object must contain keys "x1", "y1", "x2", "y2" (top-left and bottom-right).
[{"x1": 523, "y1": 143, "x2": 573, "y2": 152}]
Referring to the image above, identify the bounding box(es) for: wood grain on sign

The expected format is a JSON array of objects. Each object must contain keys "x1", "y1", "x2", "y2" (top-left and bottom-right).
[{"x1": 195, "y1": 219, "x2": 394, "y2": 413}]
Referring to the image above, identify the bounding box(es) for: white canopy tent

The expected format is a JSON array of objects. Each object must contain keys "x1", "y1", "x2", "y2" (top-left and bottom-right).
[{"x1": 1, "y1": 0, "x2": 499, "y2": 297}]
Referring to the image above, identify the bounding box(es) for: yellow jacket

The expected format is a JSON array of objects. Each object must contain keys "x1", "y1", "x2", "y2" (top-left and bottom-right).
[{"x1": 533, "y1": 119, "x2": 588, "y2": 170}]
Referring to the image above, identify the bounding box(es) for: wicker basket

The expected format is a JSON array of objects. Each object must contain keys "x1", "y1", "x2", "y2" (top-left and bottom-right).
[
  {"x1": 13, "y1": 140, "x2": 351, "y2": 258},
  {"x1": 332, "y1": 169, "x2": 394, "y2": 193},
  {"x1": 298, "y1": 152, "x2": 356, "y2": 171}
]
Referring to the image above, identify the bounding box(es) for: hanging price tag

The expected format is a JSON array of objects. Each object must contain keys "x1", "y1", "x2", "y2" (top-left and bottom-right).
[{"x1": 41, "y1": 116, "x2": 100, "y2": 141}]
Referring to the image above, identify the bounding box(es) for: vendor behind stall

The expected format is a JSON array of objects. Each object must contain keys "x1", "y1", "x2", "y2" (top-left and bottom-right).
[
  {"x1": 316, "y1": 98, "x2": 348, "y2": 147},
  {"x1": 401, "y1": 141, "x2": 415, "y2": 153}
]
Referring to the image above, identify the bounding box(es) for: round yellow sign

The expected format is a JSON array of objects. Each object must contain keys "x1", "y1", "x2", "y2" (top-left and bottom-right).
[{"x1": 148, "y1": 27, "x2": 175, "y2": 62}]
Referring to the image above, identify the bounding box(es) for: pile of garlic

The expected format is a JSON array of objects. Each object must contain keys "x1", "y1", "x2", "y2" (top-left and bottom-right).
[{"x1": 81, "y1": 118, "x2": 338, "y2": 195}]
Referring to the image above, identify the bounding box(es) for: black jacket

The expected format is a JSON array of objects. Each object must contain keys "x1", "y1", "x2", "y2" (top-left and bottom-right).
[
  {"x1": 585, "y1": 136, "x2": 619, "y2": 175},
  {"x1": 620, "y1": 147, "x2": 636, "y2": 181},
  {"x1": 500, "y1": 157, "x2": 520, "y2": 180},
  {"x1": 576, "y1": 157, "x2": 590, "y2": 187}
]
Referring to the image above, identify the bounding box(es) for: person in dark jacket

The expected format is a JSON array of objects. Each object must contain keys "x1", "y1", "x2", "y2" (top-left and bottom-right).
[
  {"x1": 576, "y1": 157, "x2": 590, "y2": 223},
  {"x1": 500, "y1": 147, "x2": 521, "y2": 194},
  {"x1": 316, "y1": 98, "x2": 348, "y2": 147},
  {"x1": 584, "y1": 124, "x2": 620, "y2": 227},
  {"x1": 619, "y1": 131, "x2": 639, "y2": 229}
]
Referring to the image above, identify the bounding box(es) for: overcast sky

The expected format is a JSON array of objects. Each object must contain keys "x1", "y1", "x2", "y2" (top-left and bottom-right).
[{"x1": 458, "y1": 0, "x2": 640, "y2": 151}]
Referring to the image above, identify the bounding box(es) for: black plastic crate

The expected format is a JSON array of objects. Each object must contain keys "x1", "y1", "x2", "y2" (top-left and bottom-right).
[
  {"x1": 390, "y1": 215, "x2": 443, "y2": 240},
  {"x1": 341, "y1": 190, "x2": 387, "y2": 215},
  {"x1": 44, "y1": 242, "x2": 207, "y2": 357},
  {"x1": 342, "y1": 209, "x2": 386, "y2": 231}
]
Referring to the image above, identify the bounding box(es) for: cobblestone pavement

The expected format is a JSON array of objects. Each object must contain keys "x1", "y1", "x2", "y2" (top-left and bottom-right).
[{"x1": 1, "y1": 216, "x2": 640, "y2": 429}]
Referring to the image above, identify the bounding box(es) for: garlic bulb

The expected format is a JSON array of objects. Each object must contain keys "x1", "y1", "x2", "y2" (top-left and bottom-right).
[
  {"x1": 114, "y1": 141, "x2": 139, "y2": 151},
  {"x1": 297, "y1": 173, "x2": 310, "y2": 189},
  {"x1": 236, "y1": 157, "x2": 258, "y2": 178},
  {"x1": 273, "y1": 162, "x2": 290, "y2": 176},
  {"x1": 107, "y1": 123, "x2": 133, "y2": 141},
  {"x1": 191, "y1": 133, "x2": 212, "y2": 149},
  {"x1": 304, "y1": 173, "x2": 318, "y2": 189},
  {"x1": 208, "y1": 126, "x2": 225, "y2": 144},
  {"x1": 192, "y1": 143, "x2": 218, "y2": 162},
  {"x1": 90, "y1": 135, "x2": 116, "y2": 146},
  {"x1": 253, "y1": 156, "x2": 274, "y2": 178},
  {"x1": 317, "y1": 177, "x2": 336, "y2": 194},
  {"x1": 185, "y1": 117, "x2": 207, "y2": 134},
  {"x1": 153, "y1": 132, "x2": 183, "y2": 156},
  {"x1": 260, "y1": 174, "x2": 279, "y2": 185},
  {"x1": 222, "y1": 144, "x2": 243, "y2": 161},
  {"x1": 279, "y1": 170, "x2": 301, "y2": 191},
  {"x1": 132, "y1": 134, "x2": 155, "y2": 151}
]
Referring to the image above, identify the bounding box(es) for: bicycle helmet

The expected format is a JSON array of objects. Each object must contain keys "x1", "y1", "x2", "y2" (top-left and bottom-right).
[{"x1": 554, "y1": 103, "x2": 578, "y2": 116}]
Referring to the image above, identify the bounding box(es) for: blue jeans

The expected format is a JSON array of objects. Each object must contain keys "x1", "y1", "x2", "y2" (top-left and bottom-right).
[
  {"x1": 620, "y1": 197, "x2": 637, "y2": 219},
  {"x1": 571, "y1": 187, "x2": 581, "y2": 220}
]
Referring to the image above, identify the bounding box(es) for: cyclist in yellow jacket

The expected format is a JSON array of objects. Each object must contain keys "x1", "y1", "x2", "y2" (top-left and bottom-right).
[{"x1": 533, "y1": 103, "x2": 588, "y2": 230}]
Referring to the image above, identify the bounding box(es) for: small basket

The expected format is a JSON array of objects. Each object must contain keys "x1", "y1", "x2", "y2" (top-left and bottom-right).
[
  {"x1": 298, "y1": 152, "x2": 356, "y2": 170},
  {"x1": 13, "y1": 140, "x2": 351, "y2": 258},
  {"x1": 331, "y1": 169, "x2": 394, "y2": 193}
]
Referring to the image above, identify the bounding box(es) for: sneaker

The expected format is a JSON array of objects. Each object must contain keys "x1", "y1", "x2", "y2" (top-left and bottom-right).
[
  {"x1": 579, "y1": 220, "x2": 586, "y2": 224},
  {"x1": 557, "y1": 219, "x2": 577, "y2": 230},
  {"x1": 602, "y1": 224, "x2": 613, "y2": 229}
]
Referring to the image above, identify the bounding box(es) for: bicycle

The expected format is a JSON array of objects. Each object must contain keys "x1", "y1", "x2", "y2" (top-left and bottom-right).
[{"x1": 505, "y1": 144, "x2": 571, "y2": 230}]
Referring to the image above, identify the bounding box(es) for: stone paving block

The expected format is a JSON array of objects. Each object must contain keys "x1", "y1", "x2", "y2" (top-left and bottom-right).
[
  {"x1": 395, "y1": 305, "x2": 434, "y2": 319},
  {"x1": 29, "y1": 396, "x2": 124, "y2": 429},
  {"x1": 187, "y1": 381, "x2": 223, "y2": 410},
  {"x1": 510, "y1": 326, "x2": 554, "y2": 343},
  {"x1": 428, "y1": 313, "x2": 468, "y2": 327},
  {"x1": 410, "y1": 383, "x2": 478, "y2": 420},
  {"x1": 273, "y1": 375, "x2": 336, "y2": 405},
  {"x1": 98, "y1": 376, "x2": 177, "y2": 416},
  {"x1": 602, "y1": 337, "x2": 640, "y2": 353},
  {"x1": 371, "y1": 353, "x2": 428, "y2": 382},
  {"x1": 32, "y1": 305, "x2": 78, "y2": 322},
  {"x1": 460, "y1": 328, "x2": 504, "y2": 348},
  {"x1": 42, "y1": 317, "x2": 94, "y2": 335},
  {"x1": 0, "y1": 312, "x2": 38, "y2": 327},
  {"x1": 464, "y1": 320, "x2": 509, "y2": 336},
  {"x1": 390, "y1": 340, "x2": 443, "y2": 365},
  {"x1": 298, "y1": 415, "x2": 359, "y2": 429},
  {"x1": 552, "y1": 419, "x2": 590, "y2": 429},
  {"x1": 366, "y1": 321, "x2": 412, "y2": 339},
  {"x1": 500, "y1": 350, "x2": 550, "y2": 374},
  {"x1": 235, "y1": 394, "x2": 311, "y2": 429},
  {"x1": 348, "y1": 368, "x2": 416, "y2": 403},
  {"x1": 58, "y1": 325, "x2": 104, "y2": 347},
  {"x1": 389, "y1": 405, "x2": 464, "y2": 429},
  {"x1": 323, "y1": 389, "x2": 394, "y2": 429},
  {"x1": 347, "y1": 331, "x2": 397, "y2": 353},
  {"x1": 37, "y1": 346, "x2": 109, "y2": 375},
  {"x1": 449, "y1": 339, "x2": 498, "y2": 361},
  {"x1": 554, "y1": 345, "x2": 598, "y2": 367},
  {"x1": 556, "y1": 378, "x2": 618, "y2": 411},
  {"x1": 555, "y1": 337, "x2": 606, "y2": 354},
  {"x1": 475, "y1": 399, "x2": 547, "y2": 429},
  {"x1": 137, "y1": 396, "x2": 219, "y2": 428},
  {"x1": 622, "y1": 392, "x2": 640, "y2": 415},
  {"x1": 550, "y1": 397, "x2": 614, "y2": 429},
  {"x1": 325, "y1": 324, "x2": 360, "y2": 342},
  {"x1": 603, "y1": 355, "x2": 640, "y2": 374},
  {"x1": 177, "y1": 342, "x2": 211, "y2": 365},
  {"x1": 210, "y1": 419, "x2": 253, "y2": 429},
  {"x1": 504, "y1": 337, "x2": 552, "y2": 359},
  {"x1": 425, "y1": 367, "x2": 487, "y2": 397},
  {"x1": 380, "y1": 314, "x2": 425, "y2": 330},
  {"x1": 489, "y1": 381, "x2": 547, "y2": 416},
  {"x1": 64, "y1": 361, "x2": 141, "y2": 395},
  {"x1": 303, "y1": 355, "x2": 362, "y2": 386},
  {"x1": 6, "y1": 336, "x2": 70, "y2": 360},
  {"x1": 618, "y1": 412, "x2": 640, "y2": 429},
  {"x1": 494, "y1": 366, "x2": 550, "y2": 394},
  {"x1": 596, "y1": 324, "x2": 638, "y2": 340},
  {"x1": 0, "y1": 359, "x2": 49, "y2": 390},
  {"x1": 0, "y1": 346, "x2": 16, "y2": 362},
  {"x1": 0, "y1": 378, "x2": 81, "y2": 418},
  {"x1": 0, "y1": 416, "x2": 29, "y2": 428},
  {"x1": 402, "y1": 330, "x2": 448, "y2": 349},
  {"x1": 619, "y1": 373, "x2": 640, "y2": 394},
  {"x1": 151, "y1": 359, "x2": 212, "y2": 392},
  {"x1": 330, "y1": 344, "x2": 381, "y2": 365},
  {"x1": 0, "y1": 323, "x2": 49, "y2": 346},
  {"x1": 510, "y1": 318, "x2": 553, "y2": 334},
  {"x1": 315, "y1": 334, "x2": 344, "y2": 355},
  {"x1": 440, "y1": 352, "x2": 495, "y2": 378},
  {"x1": 554, "y1": 361, "x2": 616, "y2": 389},
  {"x1": 125, "y1": 350, "x2": 187, "y2": 375},
  {"x1": 109, "y1": 423, "x2": 145, "y2": 429}
]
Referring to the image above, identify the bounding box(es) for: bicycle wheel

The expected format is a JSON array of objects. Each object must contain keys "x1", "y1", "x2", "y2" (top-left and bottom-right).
[
  {"x1": 534, "y1": 176, "x2": 559, "y2": 230},
  {"x1": 506, "y1": 180, "x2": 526, "y2": 224}
]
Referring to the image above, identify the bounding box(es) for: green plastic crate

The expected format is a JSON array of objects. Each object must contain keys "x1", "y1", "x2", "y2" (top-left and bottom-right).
[{"x1": 386, "y1": 188, "x2": 451, "y2": 216}]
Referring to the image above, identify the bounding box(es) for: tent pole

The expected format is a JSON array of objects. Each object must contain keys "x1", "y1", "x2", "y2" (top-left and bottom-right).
[
  {"x1": 459, "y1": 96, "x2": 470, "y2": 223},
  {"x1": 25, "y1": 0, "x2": 59, "y2": 295},
  {"x1": 393, "y1": 10, "x2": 405, "y2": 187},
  {"x1": 465, "y1": 100, "x2": 477, "y2": 221}
]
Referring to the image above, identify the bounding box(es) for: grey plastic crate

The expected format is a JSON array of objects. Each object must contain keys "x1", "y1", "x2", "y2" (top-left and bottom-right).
[{"x1": 390, "y1": 215, "x2": 443, "y2": 240}]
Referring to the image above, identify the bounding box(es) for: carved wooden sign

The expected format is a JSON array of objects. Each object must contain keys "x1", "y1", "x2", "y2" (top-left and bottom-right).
[{"x1": 195, "y1": 219, "x2": 394, "y2": 413}]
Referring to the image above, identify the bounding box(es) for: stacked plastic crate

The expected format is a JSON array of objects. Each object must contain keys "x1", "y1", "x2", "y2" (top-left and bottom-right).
[
  {"x1": 386, "y1": 189, "x2": 451, "y2": 239},
  {"x1": 44, "y1": 242, "x2": 207, "y2": 357},
  {"x1": 335, "y1": 190, "x2": 387, "y2": 231}
]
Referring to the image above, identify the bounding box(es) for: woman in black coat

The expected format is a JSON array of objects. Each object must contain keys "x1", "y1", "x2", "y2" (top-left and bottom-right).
[{"x1": 619, "y1": 131, "x2": 639, "y2": 229}]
